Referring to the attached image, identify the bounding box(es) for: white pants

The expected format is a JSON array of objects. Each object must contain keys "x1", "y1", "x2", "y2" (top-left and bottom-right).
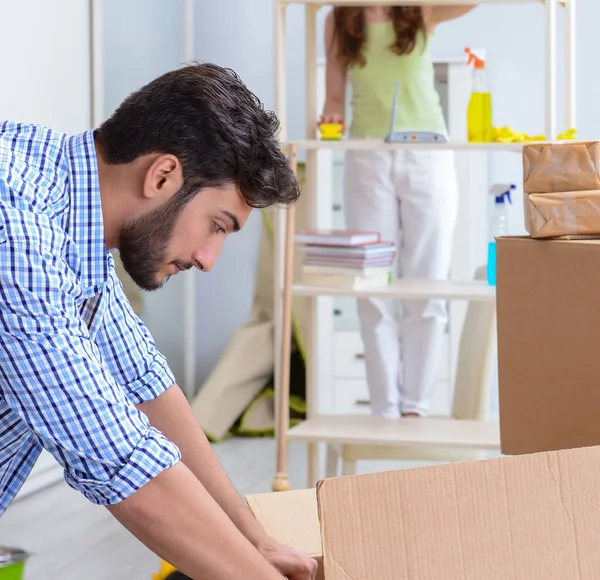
[{"x1": 343, "y1": 149, "x2": 458, "y2": 417}]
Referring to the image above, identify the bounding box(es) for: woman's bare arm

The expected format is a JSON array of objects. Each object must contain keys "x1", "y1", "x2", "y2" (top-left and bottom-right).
[{"x1": 321, "y1": 10, "x2": 347, "y2": 125}]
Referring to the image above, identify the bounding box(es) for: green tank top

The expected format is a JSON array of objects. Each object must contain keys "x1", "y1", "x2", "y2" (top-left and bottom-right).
[{"x1": 348, "y1": 22, "x2": 447, "y2": 138}]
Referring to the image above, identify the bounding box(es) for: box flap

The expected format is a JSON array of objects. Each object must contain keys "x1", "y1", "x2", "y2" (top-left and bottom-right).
[
  {"x1": 317, "y1": 445, "x2": 600, "y2": 579},
  {"x1": 246, "y1": 488, "x2": 321, "y2": 559}
]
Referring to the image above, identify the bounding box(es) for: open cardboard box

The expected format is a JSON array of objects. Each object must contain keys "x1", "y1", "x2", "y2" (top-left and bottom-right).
[{"x1": 247, "y1": 444, "x2": 600, "y2": 579}]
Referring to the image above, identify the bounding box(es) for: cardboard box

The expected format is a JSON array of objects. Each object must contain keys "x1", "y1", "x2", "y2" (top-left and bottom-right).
[
  {"x1": 247, "y1": 445, "x2": 600, "y2": 579},
  {"x1": 247, "y1": 489, "x2": 324, "y2": 580},
  {"x1": 496, "y1": 236, "x2": 600, "y2": 455},
  {"x1": 523, "y1": 141, "x2": 600, "y2": 194},
  {"x1": 526, "y1": 190, "x2": 600, "y2": 238}
]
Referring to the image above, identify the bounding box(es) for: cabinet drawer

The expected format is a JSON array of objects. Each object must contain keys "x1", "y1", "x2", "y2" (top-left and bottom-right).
[
  {"x1": 329, "y1": 378, "x2": 450, "y2": 417},
  {"x1": 330, "y1": 379, "x2": 371, "y2": 415},
  {"x1": 334, "y1": 330, "x2": 451, "y2": 382},
  {"x1": 333, "y1": 297, "x2": 359, "y2": 332},
  {"x1": 333, "y1": 331, "x2": 366, "y2": 379}
]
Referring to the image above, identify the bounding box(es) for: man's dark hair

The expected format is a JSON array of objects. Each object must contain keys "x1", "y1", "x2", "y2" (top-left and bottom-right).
[{"x1": 94, "y1": 62, "x2": 299, "y2": 209}]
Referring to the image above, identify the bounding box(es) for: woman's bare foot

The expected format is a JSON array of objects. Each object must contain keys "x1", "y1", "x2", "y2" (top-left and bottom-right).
[{"x1": 402, "y1": 412, "x2": 421, "y2": 418}]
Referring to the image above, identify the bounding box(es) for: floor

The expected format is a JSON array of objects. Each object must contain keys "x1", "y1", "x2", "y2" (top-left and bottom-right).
[{"x1": 0, "y1": 438, "x2": 442, "y2": 580}]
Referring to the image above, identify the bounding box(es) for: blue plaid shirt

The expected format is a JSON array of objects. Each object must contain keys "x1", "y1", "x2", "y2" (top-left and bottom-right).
[{"x1": 0, "y1": 121, "x2": 181, "y2": 514}]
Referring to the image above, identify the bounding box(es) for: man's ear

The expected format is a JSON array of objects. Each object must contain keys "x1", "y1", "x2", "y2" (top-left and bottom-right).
[{"x1": 142, "y1": 154, "x2": 184, "y2": 202}]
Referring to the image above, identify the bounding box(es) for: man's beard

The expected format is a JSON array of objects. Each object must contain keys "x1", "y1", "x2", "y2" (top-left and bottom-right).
[{"x1": 118, "y1": 195, "x2": 191, "y2": 292}]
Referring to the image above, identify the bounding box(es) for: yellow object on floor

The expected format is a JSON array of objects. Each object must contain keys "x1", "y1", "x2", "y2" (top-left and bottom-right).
[
  {"x1": 491, "y1": 126, "x2": 577, "y2": 143},
  {"x1": 152, "y1": 561, "x2": 177, "y2": 580},
  {"x1": 319, "y1": 122, "x2": 343, "y2": 140}
]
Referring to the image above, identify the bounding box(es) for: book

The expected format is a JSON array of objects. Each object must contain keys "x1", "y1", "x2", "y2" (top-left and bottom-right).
[
  {"x1": 302, "y1": 264, "x2": 392, "y2": 277},
  {"x1": 294, "y1": 229, "x2": 381, "y2": 246},
  {"x1": 298, "y1": 241, "x2": 395, "y2": 258},
  {"x1": 301, "y1": 272, "x2": 391, "y2": 289},
  {"x1": 304, "y1": 257, "x2": 395, "y2": 268}
]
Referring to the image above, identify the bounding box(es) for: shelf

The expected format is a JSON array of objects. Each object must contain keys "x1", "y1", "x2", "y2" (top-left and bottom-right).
[
  {"x1": 292, "y1": 279, "x2": 495, "y2": 301},
  {"x1": 282, "y1": 0, "x2": 558, "y2": 5},
  {"x1": 284, "y1": 139, "x2": 530, "y2": 152},
  {"x1": 288, "y1": 414, "x2": 501, "y2": 450}
]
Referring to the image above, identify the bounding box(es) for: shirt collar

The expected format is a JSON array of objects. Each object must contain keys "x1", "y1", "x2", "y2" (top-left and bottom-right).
[{"x1": 65, "y1": 130, "x2": 108, "y2": 293}]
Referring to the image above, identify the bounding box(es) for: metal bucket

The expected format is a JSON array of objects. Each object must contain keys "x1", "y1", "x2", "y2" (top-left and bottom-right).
[{"x1": 0, "y1": 548, "x2": 29, "y2": 580}]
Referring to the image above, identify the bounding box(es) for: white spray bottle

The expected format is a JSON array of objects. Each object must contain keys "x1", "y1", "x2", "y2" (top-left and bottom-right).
[{"x1": 487, "y1": 183, "x2": 516, "y2": 286}]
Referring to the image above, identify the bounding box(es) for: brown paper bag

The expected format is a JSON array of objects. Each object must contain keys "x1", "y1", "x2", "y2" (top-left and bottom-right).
[
  {"x1": 526, "y1": 190, "x2": 600, "y2": 238},
  {"x1": 523, "y1": 141, "x2": 600, "y2": 194}
]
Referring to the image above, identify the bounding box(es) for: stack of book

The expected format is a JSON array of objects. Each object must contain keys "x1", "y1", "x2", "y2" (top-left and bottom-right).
[{"x1": 295, "y1": 230, "x2": 395, "y2": 290}]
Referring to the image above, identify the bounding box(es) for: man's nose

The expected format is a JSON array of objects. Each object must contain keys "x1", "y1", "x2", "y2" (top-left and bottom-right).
[{"x1": 192, "y1": 240, "x2": 223, "y2": 273}]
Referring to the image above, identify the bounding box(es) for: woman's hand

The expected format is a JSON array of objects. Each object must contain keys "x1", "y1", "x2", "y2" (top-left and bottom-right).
[{"x1": 317, "y1": 113, "x2": 346, "y2": 133}]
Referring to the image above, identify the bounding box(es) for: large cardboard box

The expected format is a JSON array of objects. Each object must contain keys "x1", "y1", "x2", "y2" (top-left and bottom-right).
[
  {"x1": 496, "y1": 236, "x2": 600, "y2": 455},
  {"x1": 247, "y1": 445, "x2": 600, "y2": 579}
]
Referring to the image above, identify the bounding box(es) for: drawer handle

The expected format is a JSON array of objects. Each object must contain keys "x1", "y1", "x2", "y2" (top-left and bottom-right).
[{"x1": 355, "y1": 353, "x2": 364, "y2": 360}]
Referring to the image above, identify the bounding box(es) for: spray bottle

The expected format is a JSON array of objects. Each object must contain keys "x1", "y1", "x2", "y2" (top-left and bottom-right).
[
  {"x1": 487, "y1": 183, "x2": 516, "y2": 286},
  {"x1": 465, "y1": 48, "x2": 493, "y2": 142}
]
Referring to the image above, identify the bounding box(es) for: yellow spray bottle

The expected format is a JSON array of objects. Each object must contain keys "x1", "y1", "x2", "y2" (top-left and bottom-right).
[{"x1": 465, "y1": 48, "x2": 493, "y2": 142}]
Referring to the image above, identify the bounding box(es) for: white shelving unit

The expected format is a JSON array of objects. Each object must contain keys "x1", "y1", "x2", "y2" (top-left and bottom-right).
[
  {"x1": 292, "y1": 279, "x2": 496, "y2": 301},
  {"x1": 280, "y1": 140, "x2": 527, "y2": 151},
  {"x1": 271, "y1": 0, "x2": 576, "y2": 492}
]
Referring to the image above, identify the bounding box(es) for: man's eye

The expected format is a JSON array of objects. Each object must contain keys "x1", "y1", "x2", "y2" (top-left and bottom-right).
[{"x1": 214, "y1": 222, "x2": 225, "y2": 234}]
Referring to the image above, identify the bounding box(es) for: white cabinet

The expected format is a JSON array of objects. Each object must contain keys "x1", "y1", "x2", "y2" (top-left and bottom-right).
[{"x1": 331, "y1": 331, "x2": 451, "y2": 416}]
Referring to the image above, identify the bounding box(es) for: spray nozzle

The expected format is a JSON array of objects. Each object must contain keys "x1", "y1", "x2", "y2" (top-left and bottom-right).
[
  {"x1": 489, "y1": 183, "x2": 516, "y2": 205},
  {"x1": 465, "y1": 47, "x2": 486, "y2": 69}
]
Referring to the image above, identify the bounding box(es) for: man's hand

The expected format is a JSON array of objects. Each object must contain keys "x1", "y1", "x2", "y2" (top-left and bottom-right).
[
  {"x1": 138, "y1": 386, "x2": 317, "y2": 578},
  {"x1": 257, "y1": 539, "x2": 319, "y2": 580},
  {"x1": 107, "y1": 463, "x2": 284, "y2": 580}
]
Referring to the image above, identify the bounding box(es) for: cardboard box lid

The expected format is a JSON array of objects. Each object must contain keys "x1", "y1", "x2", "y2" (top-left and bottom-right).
[
  {"x1": 317, "y1": 445, "x2": 600, "y2": 579},
  {"x1": 246, "y1": 488, "x2": 321, "y2": 559}
]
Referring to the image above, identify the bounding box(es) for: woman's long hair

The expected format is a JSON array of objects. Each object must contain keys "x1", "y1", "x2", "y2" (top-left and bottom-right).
[{"x1": 330, "y1": 7, "x2": 427, "y2": 67}]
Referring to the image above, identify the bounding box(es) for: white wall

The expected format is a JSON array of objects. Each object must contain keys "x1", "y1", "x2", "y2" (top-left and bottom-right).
[
  {"x1": 101, "y1": 0, "x2": 273, "y2": 390},
  {"x1": 190, "y1": 1, "x2": 334, "y2": 390},
  {"x1": 101, "y1": 0, "x2": 187, "y2": 382},
  {"x1": 0, "y1": 0, "x2": 94, "y2": 499},
  {"x1": 0, "y1": 0, "x2": 91, "y2": 133},
  {"x1": 191, "y1": 0, "x2": 293, "y2": 388},
  {"x1": 103, "y1": 0, "x2": 183, "y2": 115}
]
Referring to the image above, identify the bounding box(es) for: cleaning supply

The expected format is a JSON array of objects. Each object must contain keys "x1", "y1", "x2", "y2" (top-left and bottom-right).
[
  {"x1": 465, "y1": 48, "x2": 492, "y2": 143},
  {"x1": 319, "y1": 122, "x2": 344, "y2": 141},
  {"x1": 487, "y1": 183, "x2": 515, "y2": 286},
  {"x1": 153, "y1": 561, "x2": 178, "y2": 580},
  {"x1": 0, "y1": 547, "x2": 29, "y2": 580},
  {"x1": 491, "y1": 126, "x2": 577, "y2": 143}
]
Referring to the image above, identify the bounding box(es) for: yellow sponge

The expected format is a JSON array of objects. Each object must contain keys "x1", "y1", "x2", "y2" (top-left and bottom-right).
[{"x1": 319, "y1": 123, "x2": 343, "y2": 141}]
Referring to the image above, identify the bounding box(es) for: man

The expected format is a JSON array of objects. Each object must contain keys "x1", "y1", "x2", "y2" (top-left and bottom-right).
[{"x1": 0, "y1": 63, "x2": 316, "y2": 579}]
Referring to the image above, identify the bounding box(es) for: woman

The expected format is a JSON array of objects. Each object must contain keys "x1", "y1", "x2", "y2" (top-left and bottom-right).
[{"x1": 321, "y1": 5, "x2": 477, "y2": 418}]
